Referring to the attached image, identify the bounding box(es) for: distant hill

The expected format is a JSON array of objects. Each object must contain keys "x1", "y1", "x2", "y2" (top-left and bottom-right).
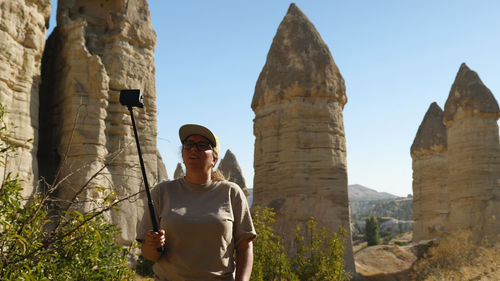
[
  {"x1": 248, "y1": 184, "x2": 399, "y2": 206},
  {"x1": 348, "y1": 184, "x2": 399, "y2": 201},
  {"x1": 248, "y1": 185, "x2": 412, "y2": 222}
]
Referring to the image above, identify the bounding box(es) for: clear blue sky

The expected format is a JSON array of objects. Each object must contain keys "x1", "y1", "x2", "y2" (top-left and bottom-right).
[{"x1": 48, "y1": 1, "x2": 500, "y2": 197}]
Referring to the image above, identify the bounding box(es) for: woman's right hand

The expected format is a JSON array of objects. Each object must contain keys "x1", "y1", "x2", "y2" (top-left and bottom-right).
[
  {"x1": 141, "y1": 229, "x2": 165, "y2": 261},
  {"x1": 145, "y1": 229, "x2": 165, "y2": 248}
]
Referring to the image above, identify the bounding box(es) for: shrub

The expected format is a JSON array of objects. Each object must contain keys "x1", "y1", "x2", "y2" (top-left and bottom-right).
[
  {"x1": 251, "y1": 206, "x2": 351, "y2": 281},
  {"x1": 365, "y1": 215, "x2": 380, "y2": 246},
  {"x1": 251, "y1": 206, "x2": 297, "y2": 281},
  {"x1": 293, "y1": 219, "x2": 351, "y2": 281},
  {"x1": 0, "y1": 103, "x2": 136, "y2": 280},
  {"x1": 135, "y1": 254, "x2": 155, "y2": 277},
  {"x1": 410, "y1": 230, "x2": 500, "y2": 281}
]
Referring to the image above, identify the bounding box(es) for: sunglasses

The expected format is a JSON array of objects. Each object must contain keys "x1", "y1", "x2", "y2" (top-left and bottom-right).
[{"x1": 182, "y1": 140, "x2": 213, "y2": 151}]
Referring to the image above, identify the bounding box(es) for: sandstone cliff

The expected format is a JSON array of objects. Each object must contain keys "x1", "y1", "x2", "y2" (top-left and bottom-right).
[
  {"x1": 217, "y1": 149, "x2": 250, "y2": 197},
  {"x1": 252, "y1": 3, "x2": 354, "y2": 272},
  {"x1": 442, "y1": 63, "x2": 500, "y2": 239},
  {"x1": 411, "y1": 102, "x2": 448, "y2": 242},
  {"x1": 38, "y1": 0, "x2": 167, "y2": 244},
  {"x1": 0, "y1": 0, "x2": 51, "y2": 197}
]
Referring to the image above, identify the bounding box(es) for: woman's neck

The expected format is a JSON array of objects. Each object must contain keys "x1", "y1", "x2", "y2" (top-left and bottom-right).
[{"x1": 185, "y1": 171, "x2": 211, "y2": 185}]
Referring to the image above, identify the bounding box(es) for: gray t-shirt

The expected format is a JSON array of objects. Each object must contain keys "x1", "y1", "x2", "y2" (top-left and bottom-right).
[{"x1": 136, "y1": 178, "x2": 257, "y2": 281}]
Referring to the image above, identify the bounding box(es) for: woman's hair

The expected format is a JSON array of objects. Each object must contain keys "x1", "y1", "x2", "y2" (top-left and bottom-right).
[
  {"x1": 211, "y1": 169, "x2": 226, "y2": 181},
  {"x1": 211, "y1": 149, "x2": 225, "y2": 181}
]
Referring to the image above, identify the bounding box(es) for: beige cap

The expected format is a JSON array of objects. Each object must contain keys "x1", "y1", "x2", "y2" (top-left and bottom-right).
[{"x1": 179, "y1": 124, "x2": 220, "y2": 155}]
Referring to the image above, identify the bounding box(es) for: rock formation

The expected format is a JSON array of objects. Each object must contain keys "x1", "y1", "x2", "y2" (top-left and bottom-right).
[
  {"x1": 38, "y1": 0, "x2": 167, "y2": 244},
  {"x1": 0, "y1": 1, "x2": 51, "y2": 197},
  {"x1": 173, "y1": 162, "x2": 184, "y2": 179},
  {"x1": 443, "y1": 63, "x2": 500, "y2": 239},
  {"x1": 217, "y1": 149, "x2": 250, "y2": 197},
  {"x1": 251, "y1": 3, "x2": 354, "y2": 271},
  {"x1": 411, "y1": 102, "x2": 448, "y2": 242}
]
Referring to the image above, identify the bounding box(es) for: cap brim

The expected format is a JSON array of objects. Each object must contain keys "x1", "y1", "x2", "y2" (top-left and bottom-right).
[{"x1": 179, "y1": 124, "x2": 217, "y2": 146}]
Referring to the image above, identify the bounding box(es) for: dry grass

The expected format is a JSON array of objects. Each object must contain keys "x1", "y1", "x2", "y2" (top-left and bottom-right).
[{"x1": 410, "y1": 230, "x2": 500, "y2": 281}]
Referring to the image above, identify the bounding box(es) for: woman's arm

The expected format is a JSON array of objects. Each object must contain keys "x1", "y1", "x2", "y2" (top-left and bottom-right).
[
  {"x1": 141, "y1": 229, "x2": 165, "y2": 261},
  {"x1": 235, "y1": 238, "x2": 254, "y2": 281}
]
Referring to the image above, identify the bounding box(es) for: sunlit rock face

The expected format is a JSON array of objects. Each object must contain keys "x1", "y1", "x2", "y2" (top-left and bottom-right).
[
  {"x1": 411, "y1": 102, "x2": 448, "y2": 242},
  {"x1": 173, "y1": 162, "x2": 184, "y2": 179},
  {"x1": 217, "y1": 149, "x2": 250, "y2": 198},
  {"x1": 38, "y1": 0, "x2": 167, "y2": 244},
  {"x1": 443, "y1": 63, "x2": 500, "y2": 239},
  {"x1": 0, "y1": 1, "x2": 51, "y2": 197},
  {"x1": 251, "y1": 3, "x2": 354, "y2": 272}
]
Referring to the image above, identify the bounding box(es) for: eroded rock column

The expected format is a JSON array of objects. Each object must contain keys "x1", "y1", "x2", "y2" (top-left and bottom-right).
[
  {"x1": 39, "y1": 0, "x2": 167, "y2": 244},
  {"x1": 252, "y1": 3, "x2": 354, "y2": 271},
  {"x1": 443, "y1": 63, "x2": 500, "y2": 239},
  {"x1": 0, "y1": 0, "x2": 51, "y2": 197},
  {"x1": 411, "y1": 102, "x2": 448, "y2": 242},
  {"x1": 217, "y1": 149, "x2": 250, "y2": 198},
  {"x1": 173, "y1": 163, "x2": 184, "y2": 179}
]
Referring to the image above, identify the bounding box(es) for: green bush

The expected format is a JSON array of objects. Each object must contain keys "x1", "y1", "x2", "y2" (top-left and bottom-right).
[
  {"x1": 251, "y1": 206, "x2": 351, "y2": 281},
  {"x1": 293, "y1": 219, "x2": 351, "y2": 281},
  {"x1": 135, "y1": 254, "x2": 155, "y2": 277},
  {"x1": 0, "y1": 103, "x2": 135, "y2": 280},
  {"x1": 365, "y1": 214, "x2": 380, "y2": 246},
  {"x1": 251, "y1": 206, "x2": 297, "y2": 281}
]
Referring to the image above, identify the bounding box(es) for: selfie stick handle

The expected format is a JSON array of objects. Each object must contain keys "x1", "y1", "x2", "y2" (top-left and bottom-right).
[{"x1": 127, "y1": 106, "x2": 163, "y2": 252}]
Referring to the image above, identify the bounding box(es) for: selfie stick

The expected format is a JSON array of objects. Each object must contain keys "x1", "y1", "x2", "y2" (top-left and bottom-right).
[{"x1": 120, "y1": 90, "x2": 162, "y2": 252}]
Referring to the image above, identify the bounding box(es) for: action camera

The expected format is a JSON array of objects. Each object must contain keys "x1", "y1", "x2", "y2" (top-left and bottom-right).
[{"x1": 119, "y1": 89, "x2": 144, "y2": 108}]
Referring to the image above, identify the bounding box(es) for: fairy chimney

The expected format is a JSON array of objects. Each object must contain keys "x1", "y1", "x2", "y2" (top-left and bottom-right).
[
  {"x1": 443, "y1": 63, "x2": 500, "y2": 239},
  {"x1": 173, "y1": 162, "x2": 185, "y2": 179},
  {"x1": 38, "y1": 0, "x2": 167, "y2": 244},
  {"x1": 0, "y1": 1, "x2": 51, "y2": 197},
  {"x1": 411, "y1": 102, "x2": 448, "y2": 242},
  {"x1": 252, "y1": 3, "x2": 354, "y2": 271},
  {"x1": 217, "y1": 149, "x2": 250, "y2": 198}
]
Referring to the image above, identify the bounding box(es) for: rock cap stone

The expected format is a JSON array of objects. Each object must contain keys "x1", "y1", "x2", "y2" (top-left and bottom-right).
[
  {"x1": 251, "y1": 3, "x2": 346, "y2": 111},
  {"x1": 443, "y1": 63, "x2": 500, "y2": 124},
  {"x1": 411, "y1": 102, "x2": 447, "y2": 156}
]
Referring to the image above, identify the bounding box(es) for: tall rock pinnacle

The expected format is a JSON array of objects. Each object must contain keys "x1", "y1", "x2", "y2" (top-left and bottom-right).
[
  {"x1": 252, "y1": 3, "x2": 354, "y2": 272},
  {"x1": 38, "y1": 0, "x2": 167, "y2": 244},
  {"x1": 443, "y1": 63, "x2": 500, "y2": 239},
  {"x1": 217, "y1": 149, "x2": 250, "y2": 198},
  {"x1": 411, "y1": 102, "x2": 448, "y2": 242},
  {"x1": 173, "y1": 163, "x2": 185, "y2": 179},
  {"x1": 0, "y1": 1, "x2": 51, "y2": 197}
]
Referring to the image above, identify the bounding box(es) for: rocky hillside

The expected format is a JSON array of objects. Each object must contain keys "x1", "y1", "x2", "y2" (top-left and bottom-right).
[
  {"x1": 348, "y1": 185, "x2": 413, "y2": 221},
  {"x1": 250, "y1": 184, "x2": 413, "y2": 222}
]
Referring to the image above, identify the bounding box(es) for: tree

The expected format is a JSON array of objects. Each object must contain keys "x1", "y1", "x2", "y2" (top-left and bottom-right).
[
  {"x1": 365, "y1": 214, "x2": 380, "y2": 246},
  {"x1": 0, "y1": 103, "x2": 136, "y2": 280}
]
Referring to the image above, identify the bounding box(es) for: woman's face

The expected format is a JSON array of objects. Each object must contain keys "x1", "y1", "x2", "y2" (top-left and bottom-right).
[{"x1": 182, "y1": 135, "x2": 217, "y2": 173}]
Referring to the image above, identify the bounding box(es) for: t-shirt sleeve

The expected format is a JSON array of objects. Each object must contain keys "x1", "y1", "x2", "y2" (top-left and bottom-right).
[
  {"x1": 136, "y1": 182, "x2": 163, "y2": 242},
  {"x1": 231, "y1": 184, "x2": 257, "y2": 246}
]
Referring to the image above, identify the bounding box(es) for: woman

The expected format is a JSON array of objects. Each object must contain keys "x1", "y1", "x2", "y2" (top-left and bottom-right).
[{"x1": 137, "y1": 124, "x2": 257, "y2": 281}]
